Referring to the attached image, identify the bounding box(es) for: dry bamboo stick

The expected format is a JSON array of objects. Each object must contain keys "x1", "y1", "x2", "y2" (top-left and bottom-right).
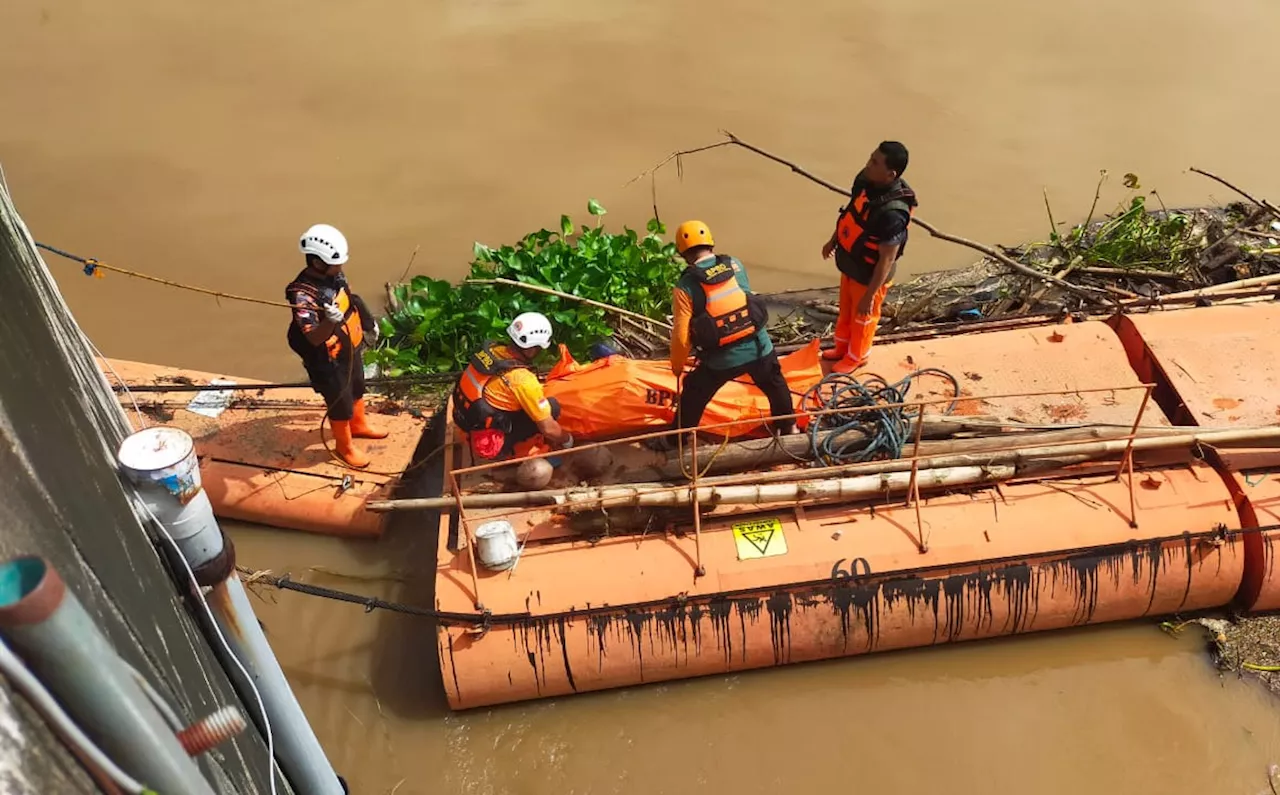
[
  {"x1": 366, "y1": 425, "x2": 1280, "y2": 512},
  {"x1": 559, "y1": 465, "x2": 1018, "y2": 508},
  {"x1": 1128, "y1": 272, "x2": 1280, "y2": 302},
  {"x1": 633, "y1": 423, "x2": 1189, "y2": 483},
  {"x1": 1122, "y1": 275, "x2": 1280, "y2": 309},
  {"x1": 1078, "y1": 266, "x2": 1189, "y2": 279}
]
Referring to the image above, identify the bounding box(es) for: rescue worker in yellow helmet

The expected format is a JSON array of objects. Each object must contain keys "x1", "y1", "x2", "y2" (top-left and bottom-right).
[
  {"x1": 658, "y1": 221, "x2": 795, "y2": 449},
  {"x1": 451, "y1": 312, "x2": 573, "y2": 461},
  {"x1": 820, "y1": 141, "x2": 918, "y2": 373},
  {"x1": 286, "y1": 223, "x2": 386, "y2": 469}
]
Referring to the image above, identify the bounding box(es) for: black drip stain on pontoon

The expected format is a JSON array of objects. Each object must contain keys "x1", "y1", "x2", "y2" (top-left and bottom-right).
[
  {"x1": 622, "y1": 609, "x2": 651, "y2": 680},
  {"x1": 554, "y1": 616, "x2": 577, "y2": 692},
  {"x1": 765, "y1": 592, "x2": 794, "y2": 664},
  {"x1": 707, "y1": 597, "x2": 734, "y2": 664},
  {"x1": 829, "y1": 576, "x2": 880, "y2": 650},
  {"x1": 446, "y1": 633, "x2": 461, "y2": 701},
  {"x1": 508, "y1": 531, "x2": 1220, "y2": 689},
  {"x1": 586, "y1": 613, "x2": 613, "y2": 672}
]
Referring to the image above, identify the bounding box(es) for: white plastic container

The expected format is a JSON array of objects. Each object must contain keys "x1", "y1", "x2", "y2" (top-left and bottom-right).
[
  {"x1": 117, "y1": 426, "x2": 220, "y2": 559},
  {"x1": 117, "y1": 426, "x2": 201, "y2": 505},
  {"x1": 474, "y1": 520, "x2": 520, "y2": 571}
]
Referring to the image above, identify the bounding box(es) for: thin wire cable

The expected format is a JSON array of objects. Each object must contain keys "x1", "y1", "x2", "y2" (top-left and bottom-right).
[
  {"x1": 0, "y1": 637, "x2": 148, "y2": 794},
  {"x1": 121, "y1": 660, "x2": 183, "y2": 731},
  {"x1": 88, "y1": 338, "x2": 148, "y2": 429},
  {"x1": 136, "y1": 498, "x2": 280, "y2": 795},
  {"x1": 108, "y1": 347, "x2": 280, "y2": 794}
]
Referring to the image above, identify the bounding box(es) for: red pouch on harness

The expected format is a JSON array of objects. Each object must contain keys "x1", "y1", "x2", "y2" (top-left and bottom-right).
[{"x1": 469, "y1": 429, "x2": 506, "y2": 460}]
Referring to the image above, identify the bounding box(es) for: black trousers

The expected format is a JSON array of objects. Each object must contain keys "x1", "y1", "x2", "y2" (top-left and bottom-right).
[
  {"x1": 675, "y1": 351, "x2": 794, "y2": 433},
  {"x1": 304, "y1": 349, "x2": 365, "y2": 421},
  {"x1": 497, "y1": 397, "x2": 562, "y2": 457}
]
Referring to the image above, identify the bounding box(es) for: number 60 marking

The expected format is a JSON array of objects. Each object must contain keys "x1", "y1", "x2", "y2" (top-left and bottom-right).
[{"x1": 830, "y1": 557, "x2": 873, "y2": 580}]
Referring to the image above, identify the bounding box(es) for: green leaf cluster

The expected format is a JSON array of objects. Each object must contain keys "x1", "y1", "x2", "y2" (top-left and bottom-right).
[
  {"x1": 1044, "y1": 173, "x2": 1195, "y2": 272},
  {"x1": 366, "y1": 201, "x2": 681, "y2": 376}
]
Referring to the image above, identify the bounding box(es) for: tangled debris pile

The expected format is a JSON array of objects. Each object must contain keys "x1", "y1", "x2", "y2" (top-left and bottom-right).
[
  {"x1": 765, "y1": 172, "x2": 1280, "y2": 339},
  {"x1": 1180, "y1": 615, "x2": 1280, "y2": 697}
]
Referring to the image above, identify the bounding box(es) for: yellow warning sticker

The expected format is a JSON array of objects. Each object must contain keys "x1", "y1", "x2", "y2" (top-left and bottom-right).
[{"x1": 732, "y1": 517, "x2": 788, "y2": 560}]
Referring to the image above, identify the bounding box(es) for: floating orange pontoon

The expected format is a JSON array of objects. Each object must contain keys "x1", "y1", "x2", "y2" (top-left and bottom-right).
[
  {"x1": 1113, "y1": 304, "x2": 1280, "y2": 613},
  {"x1": 100, "y1": 359, "x2": 429, "y2": 537},
  {"x1": 432, "y1": 306, "x2": 1280, "y2": 710}
]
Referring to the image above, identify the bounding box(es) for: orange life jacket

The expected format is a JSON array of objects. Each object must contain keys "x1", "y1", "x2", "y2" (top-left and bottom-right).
[
  {"x1": 686, "y1": 255, "x2": 769, "y2": 352},
  {"x1": 835, "y1": 177, "x2": 917, "y2": 286},
  {"x1": 286, "y1": 276, "x2": 366, "y2": 363},
  {"x1": 452, "y1": 341, "x2": 521, "y2": 431}
]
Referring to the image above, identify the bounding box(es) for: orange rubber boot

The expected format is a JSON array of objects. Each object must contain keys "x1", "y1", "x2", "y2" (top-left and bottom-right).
[
  {"x1": 351, "y1": 398, "x2": 389, "y2": 439},
  {"x1": 821, "y1": 344, "x2": 848, "y2": 362},
  {"x1": 831, "y1": 355, "x2": 866, "y2": 375},
  {"x1": 331, "y1": 420, "x2": 371, "y2": 468}
]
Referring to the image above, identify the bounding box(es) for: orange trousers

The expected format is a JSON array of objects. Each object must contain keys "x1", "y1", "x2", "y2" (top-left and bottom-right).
[{"x1": 831, "y1": 275, "x2": 890, "y2": 368}]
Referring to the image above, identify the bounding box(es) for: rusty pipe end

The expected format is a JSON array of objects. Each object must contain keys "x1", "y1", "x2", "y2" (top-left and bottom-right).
[
  {"x1": 177, "y1": 705, "x2": 247, "y2": 755},
  {"x1": 0, "y1": 555, "x2": 66, "y2": 628}
]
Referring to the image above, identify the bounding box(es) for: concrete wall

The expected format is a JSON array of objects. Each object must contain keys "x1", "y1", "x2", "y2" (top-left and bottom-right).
[{"x1": 0, "y1": 174, "x2": 283, "y2": 793}]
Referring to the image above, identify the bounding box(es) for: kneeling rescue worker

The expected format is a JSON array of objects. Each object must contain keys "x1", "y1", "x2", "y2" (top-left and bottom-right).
[
  {"x1": 452, "y1": 312, "x2": 574, "y2": 461},
  {"x1": 662, "y1": 220, "x2": 795, "y2": 447},
  {"x1": 820, "y1": 140, "x2": 918, "y2": 373},
  {"x1": 286, "y1": 223, "x2": 386, "y2": 469}
]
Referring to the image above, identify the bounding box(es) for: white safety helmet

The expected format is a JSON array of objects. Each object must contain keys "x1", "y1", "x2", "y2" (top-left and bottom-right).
[
  {"x1": 507, "y1": 312, "x2": 553, "y2": 350},
  {"x1": 299, "y1": 223, "x2": 349, "y2": 265}
]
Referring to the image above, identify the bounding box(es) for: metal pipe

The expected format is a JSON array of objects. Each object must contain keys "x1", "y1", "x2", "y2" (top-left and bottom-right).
[
  {"x1": 116, "y1": 426, "x2": 345, "y2": 795},
  {"x1": 0, "y1": 555, "x2": 217, "y2": 795}
]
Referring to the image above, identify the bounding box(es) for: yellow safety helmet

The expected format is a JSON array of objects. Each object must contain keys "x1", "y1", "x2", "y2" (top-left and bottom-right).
[{"x1": 674, "y1": 220, "x2": 714, "y2": 254}]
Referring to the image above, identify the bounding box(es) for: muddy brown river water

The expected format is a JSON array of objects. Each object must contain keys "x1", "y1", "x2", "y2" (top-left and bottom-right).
[{"x1": 6, "y1": 0, "x2": 1280, "y2": 792}]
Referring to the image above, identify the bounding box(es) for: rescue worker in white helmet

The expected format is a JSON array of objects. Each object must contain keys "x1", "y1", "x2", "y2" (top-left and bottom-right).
[
  {"x1": 451, "y1": 312, "x2": 573, "y2": 461},
  {"x1": 286, "y1": 223, "x2": 386, "y2": 469},
  {"x1": 653, "y1": 220, "x2": 795, "y2": 450}
]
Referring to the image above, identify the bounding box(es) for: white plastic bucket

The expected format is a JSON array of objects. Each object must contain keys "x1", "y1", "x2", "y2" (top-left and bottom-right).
[
  {"x1": 117, "y1": 426, "x2": 202, "y2": 506},
  {"x1": 474, "y1": 520, "x2": 520, "y2": 572}
]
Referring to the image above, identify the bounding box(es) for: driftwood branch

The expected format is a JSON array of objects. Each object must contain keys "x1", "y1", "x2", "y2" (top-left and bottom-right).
[
  {"x1": 466, "y1": 277, "x2": 673, "y2": 331},
  {"x1": 1190, "y1": 167, "x2": 1280, "y2": 222},
  {"x1": 397, "y1": 245, "x2": 420, "y2": 283},
  {"x1": 628, "y1": 132, "x2": 1113, "y2": 307}
]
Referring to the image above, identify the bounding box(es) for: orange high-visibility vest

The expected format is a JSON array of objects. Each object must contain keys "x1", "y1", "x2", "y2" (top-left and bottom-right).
[
  {"x1": 686, "y1": 255, "x2": 763, "y2": 351},
  {"x1": 287, "y1": 279, "x2": 365, "y2": 361},
  {"x1": 835, "y1": 178, "x2": 917, "y2": 285},
  {"x1": 452, "y1": 342, "x2": 521, "y2": 431}
]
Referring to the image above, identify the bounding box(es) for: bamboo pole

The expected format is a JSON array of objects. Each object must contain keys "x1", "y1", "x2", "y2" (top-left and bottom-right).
[
  {"x1": 634, "y1": 423, "x2": 1194, "y2": 483},
  {"x1": 365, "y1": 425, "x2": 1280, "y2": 512},
  {"x1": 1122, "y1": 273, "x2": 1280, "y2": 306},
  {"x1": 625, "y1": 414, "x2": 1021, "y2": 482},
  {"x1": 558, "y1": 465, "x2": 1018, "y2": 508}
]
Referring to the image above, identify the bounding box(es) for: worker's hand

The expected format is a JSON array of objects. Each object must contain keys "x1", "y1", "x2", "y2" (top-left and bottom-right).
[
  {"x1": 369, "y1": 324, "x2": 381, "y2": 344},
  {"x1": 855, "y1": 292, "x2": 875, "y2": 318},
  {"x1": 323, "y1": 303, "x2": 344, "y2": 324},
  {"x1": 560, "y1": 434, "x2": 574, "y2": 450},
  {"x1": 822, "y1": 239, "x2": 836, "y2": 260}
]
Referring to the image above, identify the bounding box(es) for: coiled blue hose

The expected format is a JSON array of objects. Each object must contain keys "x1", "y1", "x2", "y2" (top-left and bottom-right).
[{"x1": 801, "y1": 368, "x2": 961, "y2": 465}]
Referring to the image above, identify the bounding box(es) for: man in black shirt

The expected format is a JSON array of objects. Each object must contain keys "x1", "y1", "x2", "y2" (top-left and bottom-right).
[{"x1": 820, "y1": 141, "x2": 918, "y2": 373}]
